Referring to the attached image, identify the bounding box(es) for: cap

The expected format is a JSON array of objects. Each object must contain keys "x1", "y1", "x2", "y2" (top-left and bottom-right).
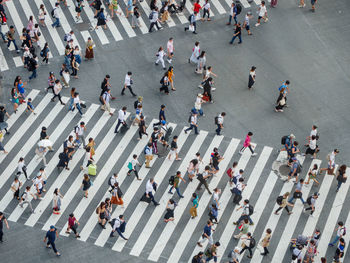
[
  {"x1": 161, "y1": 120, "x2": 166, "y2": 125},
  {"x1": 50, "y1": 225, "x2": 55, "y2": 229},
  {"x1": 314, "y1": 192, "x2": 319, "y2": 196}
]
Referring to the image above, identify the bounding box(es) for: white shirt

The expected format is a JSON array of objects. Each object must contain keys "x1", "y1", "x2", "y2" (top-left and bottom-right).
[
  {"x1": 234, "y1": 171, "x2": 243, "y2": 182},
  {"x1": 131, "y1": 159, "x2": 138, "y2": 167},
  {"x1": 146, "y1": 180, "x2": 154, "y2": 194},
  {"x1": 34, "y1": 177, "x2": 43, "y2": 189},
  {"x1": 157, "y1": 50, "x2": 165, "y2": 59},
  {"x1": 22, "y1": 190, "x2": 30, "y2": 202},
  {"x1": 66, "y1": 33, "x2": 74, "y2": 42},
  {"x1": 75, "y1": 126, "x2": 84, "y2": 136},
  {"x1": 73, "y1": 96, "x2": 80, "y2": 105},
  {"x1": 167, "y1": 40, "x2": 173, "y2": 53},
  {"x1": 17, "y1": 161, "x2": 25, "y2": 173},
  {"x1": 242, "y1": 204, "x2": 249, "y2": 215},
  {"x1": 329, "y1": 151, "x2": 336, "y2": 166},
  {"x1": 113, "y1": 218, "x2": 123, "y2": 230},
  {"x1": 195, "y1": 96, "x2": 202, "y2": 110},
  {"x1": 245, "y1": 14, "x2": 250, "y2": 26},
  {"x1": 53, "y1": 83, "x2": 62, "y2": 95},
  {"x1": 212, "y1": 192, "x2": 219, "y2": 204},
  {"x1": 150, "y1": 11, "x2": 159, "y2": 23},
  {"x1": 310, "y1": 128, "x2": 317, "y2": 137},
  {"x1": 250, "y1": 70, "x2": 255, "y2": 79},
  {"x1": 118, "y1": 109, "x2": 126, "y2": 121},
  {"x1": 110, "y1": 176, "x2": 118, "y2": 186},
  {"x1": 309, "y1": 139, "x2": 317, "y2": 150},
  {"x1": 337, "y1": 227, "x2": 346, "y2": 236},
  {"x1": 11, "y1": 181, "x2": 20, "y2": 191},
  {"x1": 124, "y1": 74, "x2": 132, "y2": 86},
  {"x1": 236, "y1": 182, "x2": 243, "y2": 191},
  {"x1": 67, "y1": 140, "x2": 75, "y2": 148},
  {"x1": 217, "y1": 114, "x2": 224, "y2": 125},
  {"x1": 203, "y1": 2, "x2": 210, "y2": 9},
  {"x1": 259, "y1": 5, "x2": 267, "y2": 17},
  {"x1": 54, "y1": 6, "x2": 60, "y2": 19},
  {"x1": 191, "y1": 115, "x2": 197, "y2": 125}
]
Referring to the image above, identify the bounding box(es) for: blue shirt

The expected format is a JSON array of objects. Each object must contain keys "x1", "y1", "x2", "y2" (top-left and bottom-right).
[
  {"x1": 291, "y1": 161, "x2": 299, "y2": 173},
  {"x1": 279, "y1": 83, "x2": 288, "y2": 94},
  {"x1": 203, "y1": 225, "x2": 212, "y2": 237},
  {"x1": 46, "y1": 228, "x2": 57, "y2": 242},
  {"x1": 159, "y1": 109, "x2": 165, "y2": 121},
  {"x1": 27, "y1": 102, "x2": 34, "y2": 110}
]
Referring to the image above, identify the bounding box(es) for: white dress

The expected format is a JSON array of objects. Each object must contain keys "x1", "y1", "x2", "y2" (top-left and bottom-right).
[{"x1": 190, "y1": 45, "x2": 200, "y2": 64}]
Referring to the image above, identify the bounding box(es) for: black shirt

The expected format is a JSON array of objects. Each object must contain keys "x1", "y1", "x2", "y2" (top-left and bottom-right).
[
  {"x1": 100, "y1": 79, "x2": 109, "y2": 96},
  {"x1": 171, "y1": 140, "x2": 177, "y2": 149},
  {"x1": 151, "y1": 132, "x2": 159, "y2": 142},
  {"x1": 212, "y1": 156, "x2": 219, "y2": 167},
  {"x1": 0, "y1": 215, "x2": 6, "y2": 230},
  {"x1": 40, "y1": 131, "x2": 47, "y2": 140},
  {"x1": 139, "y1": 120, "x2": 145, "y2": 130},
  {"x1": 235, "y1": 26, "x2": 242, "y2": 35},
  {"x1": 0, "y1": 110, "x2": 6, "y2": 122}
]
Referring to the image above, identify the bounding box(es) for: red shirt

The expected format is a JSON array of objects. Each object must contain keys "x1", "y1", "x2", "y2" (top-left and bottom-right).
[
  {"x1": 68, "y1": 216, "x2": 76, "y2": 227},
  {"x1": 193, "y1": 3, "x2": 201, "y2": 13}
]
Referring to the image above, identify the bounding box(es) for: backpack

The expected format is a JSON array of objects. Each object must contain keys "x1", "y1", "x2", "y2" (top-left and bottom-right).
[
  {"x1": 249, "y1": 237, "x2": 256, "y2": 248},
  {"x1": 108, "y1": 176, "x2": 113, "y2": 186},
  {"x1": 169, "y1": 175, "x2": 175, "y2": 185},
  {"x1": 276, "y1": 195, "x2": 283, "y2": 205},
  {"x1": 226, "y1": 168, "x2": 232, "y2": 178},
  {"x1": 160, "y1": 76, "x2": 165, "y2": 85},
  {"x1": 307, "y1": 196, "x2": 312, "y2": 205},
  {"x1": 144, "y1": 145, "x2": 149, "y2": 154},
  {"x1": 64, "y1": 33, "x2": 69, "y2": 42},
  {"x1": 63, "y1": 139, "x2": 68, "y2": 149},
  {"x1": 188, "y1": 15, "x2": 193, "y2": 22},
  {"x1": 248, "y1": 205, "x2": 254, "y2": 216},
  {"x1": 133, "y1": 100, "x2": 139, "y2": 109},
  {"x1": 127, "y1": 162, "x2": 133, "y2": 170},
  {"x1": 149, "y1": 11, "x2": 154, "y2": 20},
  {"x1": 74, "y1": 125, "x2": 79, "y2": 134},
  {"x1": 281, "y1": 135, "x2": 289, "y2": 145},
  {"x1": 214, "y1": 116, "x2": 219, "y2": 125},
  {"x1": 236, "y1": 3, "x2": 242, "y2": 15},
  {"x1": 51, "y1": 8, "x2": 56, "y2": 18},
  {"x1": 296, "y1": 162, "x2": 302, "y2": 174}
]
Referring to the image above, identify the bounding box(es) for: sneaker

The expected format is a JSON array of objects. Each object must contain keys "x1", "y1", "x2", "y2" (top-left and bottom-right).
[
  {"x1": 251, "y1": 153, "x2": 257, "y2": 156},
  {"x1": 255, "y1": 23, "x2": 260, "y2": 27},
  {"x1": 239, "y1": 151, "x2": 243, "y2": 155}
]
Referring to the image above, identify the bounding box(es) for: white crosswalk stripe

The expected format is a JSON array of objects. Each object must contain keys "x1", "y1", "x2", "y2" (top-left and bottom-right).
[
  {"x1": 1, "y1": 90, "x2": 350, "y2": 263},
  {"x1": 0, "y1": 0, "x2": 266, "y2": 71}
]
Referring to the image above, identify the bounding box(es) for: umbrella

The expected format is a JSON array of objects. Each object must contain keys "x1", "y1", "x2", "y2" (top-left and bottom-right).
[{"x1": 38, "y1": 139, "x2": 52, "y2": 148}]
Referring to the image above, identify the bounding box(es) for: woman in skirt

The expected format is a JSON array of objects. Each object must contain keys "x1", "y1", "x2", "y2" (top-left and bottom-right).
[
  {"x1": 81, "y1": 174, "x2": 91, "y2": 198},
  {"x1": 111, "y1": 182, "x2": 124, "y2": 206},
  {"x1": 275, "y1": 93, "x2": 286, "y2": 112},
  {"x1": 52, "y1": 188, "x2": 64, "y2": 214},
  {"x1": 85, "y1": 37, "x2": 94, "y2": 60},
  {"x1": 164, "y1": 199, "x2": 176, "y2": 223},
  {"x1": 95, "y1": 8, "x2": 107, "y2": 30},
  {"x1": 304, "y1": 135, "x2": 318, "y2": 159},
  {"x1": 248, "y1": 66, "x2": 256, "y2": 89}
]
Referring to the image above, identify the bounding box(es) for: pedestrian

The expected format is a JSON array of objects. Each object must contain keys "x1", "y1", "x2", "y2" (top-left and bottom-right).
[
  {"x1": 155, "y1": 46, "x2": 167, "y2": 70},
  {"x1": 10, "y1": 177, "x2": 22, "y2": 200},
  {"x1": 40, "y1": 42, "x2": 50, "y2": 64},
  {"x1": 211, "y1": 152, "x2": 223, "y2": 175},
  {"x1": 96, "y1": 202, "x2": 107, "y2": 229},
  {"x1": 111, "y1": 182, "x2": 124, "y2": 206},
  {"x1": 226, "y1": 162, "x2": 238, "y2": 187},
  {"x1": 184, "y1": 11, "x2": 198, "y2": 34},
  {"x1": 240, "y1": 232, "x2": 255, "y2": 258},
  {"x1": 274, "y1": 192, "x2": 293, "y2": 215},
  {"x1": 195, "y1": 51, "x2": 206, "y2": 74},
  {"x1": 35, "y1": 146, "x2": 47, "y2": 167},
  {"x1": 57, "y1": 148, "x2": 70, "y2": 171},
  {"x1": 86, "y1": 138, "x2": 94, "y2": 159},
  {"x1": 197, "y1": 220, "x2": 214, "y2": 247},
  {"x1": 336, "y1": 164, "x2": 347, "y2": 192},
  {"x1": 202, "y1": 0, "x2": 211, "y2": 21},
  {"x1": 260, "y1": 228, "x2": 272, "y2": 256},
  {"x1": 329, "y1": 221, "x2": 346, "y2": 247},
  {"x1": 51, "y1": 3, "x2": 61, "y2": 28},
  {"x1": 287, "y1": 141, "x2": 300, "y2": 165},
  {"x1": 65, "y1": 213, "x2": 80, "y2": 238},
  {"x1": 100, "y1": 89, "x2": 113, "y2": 116},
  {"x1": 255, "y1": 1, "x2": 268, "y2": 27},
  {"x1": 144, "y1": 178, "x2": 159, "y2": 206},
  {"x1": 234, "y1": 199, "x2": 254, "y2": 225},
  {"x1": 16, "y1": 157, "x2": 29, "y2": 180},
  {"x1": 19, "y1": 186, "x2": 35, "y2": 213},
  {"x1": 159, "y1": 72, "x2": 170, "y2": 95},
  {"x1": 304, "y1": 192, "x2": 319, "y2": 216},
  {"x1": 311, "y1": 0, "x2": 317, "y2": 12},
  {"x1": 109, "y1": 215, "x2": 128, "y2": 240},
  {"x1": 52, "y1": 188, "x2": 63, "y2": 214},
  {"x1": 74, "y1": 122, "x2": 86, "y2": 148},
  {"x1": 205, "y1": 241, "x2": 220, "y2": 262},
  {"x1": 160, "y1": 1, "x2": 170, "y2": 24},
  {"x1": 212, "y1": 188, "x2": 221, "y2": 209},
  {"x1": 51, "y1": 80, "x2": 65, "y2": 105},
  {"x1": 227, "y1": 2, "x2": 237, "y2": 25},
  {"x1": 166, "y1": 37, "x2": 174, "y2": 63},
  {"x1": 108, "y1": 173, "x2": 118, "y2": 193},
  {"x1": 150, "y1": 127, "x2": 160, "y2": 154},
  {"x1": 194, "y1": 94, "x2": 205, "y2": 116},
  {"x1": 190, "y1": 193, "x2": 199, "y2": 219},
  {"x1": 26, "y1": 98, "x2": 36, "y2": 115},
  {"x1": 71, "y1": 55, "x2": 79, "y2": 79},
  {"x1": 232, "y1": 177, "x2": 245, "y2": 205},
  {"x1": 64, "y1": 135, "x2": 77, "y2": 159},
  {"x1": 243, "y1": 12, "x2": 252, "y2": 35},
  {"x1": 192, "y1": 251, "x2": 204, "y2": 263},
  {"x1": 303, "y1": 135, "x2": 318, "y2": 159},
  {"x1": 84, "y1": 37, "x2": 94, "y2": 60},
  {"x1": 167, "y1": 66, "x2": 175, "y2": 91},
  {"x1": 95, "y1": 8, "x2": 107, "y2": 30},
  {"x1": 185, "y1": 111, "x2": 199, "y2": 135},
  {"x1": 127, "y1": 154, "x2": 141, "y2": 180},
  {"x1": 164, "y1": 199, "x2": 176, "y2": 223},
  {"x1": 271, "y1": 0, "x2": 278, "y2": 7},
  {"x1": 275, "y1": 93, "x2": 286, "y2": 112},
  {"x1": 189, "y1": 42, "x2": 200, "y2": 64},
  {"x1": 234, "y1": 218, "x2": 249, "y2": 239},
  {"x1": 278, "y1": 80, "x2": 290, "y2": 104},
  {"x1": 114, "y1": 106, "x2": 127, "y2": 133},
  {"x1": 228, "y1": 247, "x2": 240, "y2": 263},
  {"x1": 333, "y1": 238, "x2": 345, "y2": 263},
  {"x1": 209, "y1": 204, "x2": 218, "y2": 224},
  {"x1": 71, "y1": 92, "x2": 83, "y2": 116},
  {"x1": 0, "y1": 106, "x2": 10, "y2": 134},
  {"x1": 305, "y1": 163, "x2": 320, "y2": 185},
  {"x1": 248, "y1": 66, "x2": 256, "y2": 89},
  {"x1": 286, "y1": 157, "x2": 301, "y2": 182},
  {"x1": 137, "y1": 115, "x2": 148, "y2": 140},
  {"x1": 110, "y1": 0, "x2": 121, "y2": 18},
  {"x1": 288, "y1": 179, "x2": 306, "y2": 205},
  {"x1": 215, "y1": 112, "x2": 225, "y2": 136},
  {"x1": 38, "y1": 4, "x2": 47, "y2": 26},
  {"x1": 28, "y1": 55, "x2": 38, "y2": 80},
  {"x1": 10, "y1": 87, "x2": 20, "y2": 113},
  {"x1": 239, "y1": 132, "x2": 257, "y2": 156},
  {"x1": 187, "y1": 159, "x2": 199, "y2": 181},
  {"x1": 0, "y1": 212, "x2": 9, "y2": 243},
  {"x1": 229, "y1": 23, "x2": 242, "y2": 45},
  {"x1": 291, "y1": 244, "x2": 303, "y2": 262},
  {"x1": 6, "y1": 26, "x2": 20, "y2": 53},
  {"x1": 168, "y1": 136, "x2": 181, "y2": 160},
  {"x1": 168, "y1": 171, "x2": 185, "y2": 198},
  {"x1": 44, "y1": 225, "x2": 60, "y2": 256},
  {"x1": 144, "y1": 143, "x2": 153, "y2": 168},
  {"x1": 60, "y1": 64, "x2": 70, "y2": 88},
  {"x1": 149, "y1": 7, "x2": 162, "y2": 32},
  {"x1": 319, "y1": 149, "x2": 339, "y2": 175},
  {"x1": 122, "y1": 71, "x2": 137, "y2": 96},
  {"x1": 81, "y1": 174, "x2": 91, "y2": 198}
]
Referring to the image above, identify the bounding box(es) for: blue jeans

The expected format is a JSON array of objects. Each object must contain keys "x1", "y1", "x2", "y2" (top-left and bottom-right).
[
  {"x1": 237, "y1": 214, "x2": 253, "y2": 225},
  {"x1": 337, "y1": 181, "x2": 343, "y2": 191},
  {"x1": 7, "y1": 39, "x2": 19, "y2": 51},
  {"x1": 47, "y1": 241, "x2": 58, "y2": 253},
  {"x1": 52, "y1": 18, "x2": 61, "y2": 27},
  {"x1": 169, "y1": 186, "x2": 183, "y2": 197},
  {"x1": 29, "y1": 69, "x2": 37, "y2": 79},
  {"x1": 69, "y1": 97, "x2": 74, "y2": 111},
  {"x1": 230, "y1": 34, "x2": 242, "y2": 44},
  {"x1": 288, "y1": 196, "x2": 305, "y2": 204},
  {"x1": 206, "y1": 255, "x2": 217, "y2": 262},
  {"x1": 228, "y1": 15, "x2": 237, "y2": 25},
  {"x1": 72, "y1": 103, "x2": 83, "y2": 115},
  {"x1": 215, "y1": 124, "x2": 221, "y2": 135},
  {"x1": 185, "y1": 124, "x2": 199, "y2": 134},
  {"x1": 330, "y1": 235, "x2": 340, "y2": 246}
]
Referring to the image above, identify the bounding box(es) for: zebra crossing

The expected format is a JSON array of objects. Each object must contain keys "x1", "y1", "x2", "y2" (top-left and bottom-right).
[
  {"x1": 0, "y1": 89, "x2": 349, "y2": 262},
  {"x1": 0, "y1": 0, "x2": 267, "y2": 72}
]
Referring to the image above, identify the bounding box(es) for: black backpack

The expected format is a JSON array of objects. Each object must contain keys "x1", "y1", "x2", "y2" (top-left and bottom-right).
[
  {"x1": 248, "y1": 205, "x2": 254, "y2": 216},
  {"x1": 169, "y1": 175, "x2": 175, "y2": 185},
  {"x1": 249, "y1": 237, "x2": 256, "y2": 248},
  {"x1": 307, "y1": 196, "x2": 312, "y2": 205},
  {"x1": 188, "y1": 14, "x2": 193, "y2": 22},
  {"x1": 108, "y1": 176, "x2": 113, "y2": 186},
  {"x1": 149, "y1": 11, "x2": 154, "y2": 20},
  {"x1": 214, "y1": 116, "x2": 219, "y2": 125},
  {"x1": 134, "y1": 100, "x2": 139, "y2": 109},
  {"x1": 51, "y1": 9, "x2": 55, "y2": 18},
  {"x1": 281, "y1": 135, "x2": 289, "y2": 145},
  {"x1": 276, "y1": 196, "x2": 283, "y2": 205},
  {"x1": 236, "y1": 3, "x2": 242, "y2": 15}
]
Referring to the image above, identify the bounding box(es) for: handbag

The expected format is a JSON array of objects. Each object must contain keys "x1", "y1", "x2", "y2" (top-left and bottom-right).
[{"x1": 293, "y1": 191, "x2": 302, "y2": 199}]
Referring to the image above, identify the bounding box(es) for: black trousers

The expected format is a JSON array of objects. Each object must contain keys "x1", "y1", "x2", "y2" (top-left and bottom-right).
[
  {"x1": 149, "y1": 22, "x2": 161, "y2": 32},
  {"x1": 114, "y1": 120, "x2": 126, "y2": 133},
  {"x1": 139, "y1": 129, "x2": 148, "y2": 139},
  {"x1": 275, "y1": 206, "x2": 290, "y2": 213},
  {"x1": 52, "y1": 93, "x2": 64, "y2": 104},
  {"x1": 0, "y1": 229, "x2": 3, "y2": 242},
  {"x1": 122, "y1": 85, "x2": 136, "y2": 96},
  {"x1": 128, "y1": 167, "x2": 140, "y2": 179},
  {"x1": 240, "y1": 246, "x2": 253, "y2": 256}
]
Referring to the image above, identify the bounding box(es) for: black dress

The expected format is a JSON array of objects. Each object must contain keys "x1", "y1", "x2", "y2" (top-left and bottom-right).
[{"x1": 248, "y1": 72, "x2": 255, "y2": 89}]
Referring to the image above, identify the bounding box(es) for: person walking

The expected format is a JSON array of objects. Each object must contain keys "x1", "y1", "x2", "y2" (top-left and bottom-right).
[
  {"x1": 138, "y1": 115, "x2": 147, "y2": 140},
  {"x1": 260, "y1": 228, "x2": 272, "y2": 256},
  {"x1": 240, "y1": 232, "x2": 255, "y2": 258},
  {"x1": 288, "y1": 179, "x2": 306, "y2": 205},
  {"x1": 215, "y1": 112, "x2": 225, "y2": 135},
  {"x1": 274, "y1": 192, "x2": 293, "y2": 215},
  {"x1": 44, "y1": 225, "x2": 61, "y2": 256},
  {"x1": 0, "y1": 212, "x2": 9, "y2": 243},
  {"x1": 57, "y1": 148, "x2": 70, "y2": 171},
  {"x1": 75, "y1": 122, "x2": 86, "y2": 148},
  {"x1": 333, "y1": 238, "x2": 345, "y2": 263},
  {"x1": 28, "y1": 55, "x2": 38, "y2": 80},
  {"x1": 329, "y1": 221, "x2": 346, "y2": 247},
  {"x1": 110, "y1": 215, "x2": 128, "y2": 239},
  {"x1": 232, "y1": 177, "x2": 246, "y2": 205},
  {"x1": 239, "y1": 132, "x2": 257, "y2": 156},
  {"x1": 303, "y1": 192, "x2": 319, "y2": 216},
  {"x1": 52, "y1": 188, "x2": 63, "y2": 214},
  {"x1": 168, "y1": 171, "x2": 185, "y2": 198},
  {"x1": 311, "y1": 0, "x2": 317, "y2": 12},
  {"x1": 154, "y1": 105, "x2": 166, "y2": 127},
  {"x1": 167, "y1": 37, "x2": 174, "y2": 63},
  {"x1": 11, "y1": 177, "x2": 22, "y2": 200},
  {"x1": 229, "y1": 23, "x2": 242, "y2": 45},
  {"x1": 85, "y1": 37, "x2": 94, "y2": 60},
  {"x1": 195, "y1": 51, "x2": 206, "y2": 74},
  {"x1": 202, "y1": 0, "x2": 211, "y2": 21},
  {"x1": 205, "y1": 242, "x2": 220, "y2": 262},
  {"x1": 286, "y1": 157, "x2": 301, "y2": 182},
  {"x1": 190, "y1": 193, "x2": 199, "y2": 219},
  {"x1": 227, "y1": 2, "x2": 238, "y2": 25},
  {"x1": 114, "y1": 106, "x2": 127, "y2": 133},
  {"x1": 197, "y1": 220, "x2": 214, "y2": 247},
  {"x1": 304, "y1": 135, "x2": 318, "y2": 159},
  {"x1": 144, "y1": 178, "x2": 159, "y2": 206},
  {"x1": 234, "y1": 218, "x2": 249, "y2": 239},
  {"x1": 305, "y1": 163, "x2": 320, "y2": 185},
  {"x1": 149, "y1": 7, "x2": 162, "y2": 32},
  {"x1": 0, "y1": 106, "x2": 10, "y2": 134},
  {"x1": 164, "y1": 199, "x2": 176, "y2": 223},
  {"x1": 51, "y1": 3, "x2": 61, "y2": 28},
  {"x1": 248, "y1": 66, "x2": 256, "y2": 89},
  {"x1": 234, "y1": 199, "x2": 253, "y2": 225},
  {"x1": 184, "y1": 11, "x2": 198, "y2": 34},
  {"x1": 243, "y1": 12, "x2": 252, "y2": 35},
  {"x1": 144, "y1": 143, "x2": 153, "y2": 168},
  {"x1": 51, "y1": 80, "x2": 65, "y2": 105},
  {"x1": 81, "y1": 174, "x2": 91, "y2": 198},
  {"x1": 155, "y1": 46, "x2": 166, "y2": 70},
  {"x1": 71, "y1": 92, "x2": 83, "y2": 116},
  {"x1": 336, "y1": 164, "x2": 347, "y2": 192},
  {"x1": 40, "y1": 43, "x2": 50, "y2": 64},
  {"x1": 101, "y1": 89, "x2": 113, "y2": 116},
  {"x1": 255, "y1": 1, "x2": 268, "y2": 27},
  {"x1": 95, "y1": 8, "x2": 107, "y2": 30},
  {"x1": 35, "y1": 146, "x2": 47, "y2": 167},
  {"x1": 189, "y1": 42, "x2": 200, "y2": 64},
  {"x1": 127, "y1": 154, "x2": 142, "y2": 180},
  {"x1": 19, "y1": 186, "x2": 36, "y2": 213},
  {"x1": 168, "y1": 135, "x2": 181, "y2": 160},
  {"x1": 96, "y1": 202, "x2": 107, "y2": 229},
  {"x1": 16, "y1": 157, "x2": 29, "y2": 180},
  {"x1": 111, "y1": 182, "x2": 124, "y2": 206},
  {"x1": 319, "y1": 149, "x2": 339, "y2": 175},
  {"x1": 122, "y1": 72, "x2": 137, "y2": 96},
  {"x1": 185, "y1": 111, "x2": 199, "y2": 135},
  {"x1": 196, "y1": 166, "x2": 212, "y2": 194},
  {"x1": 65, "y1": 213, "x2": 80, "y2": 238}
]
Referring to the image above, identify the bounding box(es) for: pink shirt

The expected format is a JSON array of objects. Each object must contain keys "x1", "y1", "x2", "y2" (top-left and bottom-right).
[
  {"x1": 68, "y1": 217, "x2": 76, "y2": 227},
  {"x1": 243, "y1": 135, "x2": 251, "y2": 147}
]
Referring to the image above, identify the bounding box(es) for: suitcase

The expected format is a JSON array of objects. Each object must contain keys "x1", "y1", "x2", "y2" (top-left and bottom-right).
[{"x1": 88, "y1": 163, "x2": 97, "y2": 176}]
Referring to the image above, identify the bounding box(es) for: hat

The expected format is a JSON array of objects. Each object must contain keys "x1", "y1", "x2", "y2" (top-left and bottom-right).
[
  {"x1": 290, "y1": 134, "x2": 295, "y2": 138},
  {"x1": 292, "y1": 157, "x2": 297, "y2": 161},
  {"x1": 50, "y1": 225, "x2": 55, "y2": 229},
  {"x1": 314, "y1": 192, "x2": 319, "y2": 196},
  {"x1": 161, "y1": 120, "x2": 166, "y2": 125},
  {"x1": 197, "y1": 93, "x2": 203, "y2": 97}
]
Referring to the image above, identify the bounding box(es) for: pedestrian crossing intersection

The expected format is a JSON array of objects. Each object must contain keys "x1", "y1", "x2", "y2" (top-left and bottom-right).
[
  {"x1": 0, "y1": 89, "x2": 349, "y2": 263},
  {"x1": 0, "y1": 0, "x2": 269, "y2": 72}
]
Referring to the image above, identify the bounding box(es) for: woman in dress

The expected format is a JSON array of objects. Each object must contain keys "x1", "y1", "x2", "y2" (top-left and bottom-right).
[
  {"x1": 87, "y1": 138, "x2": 96, "y2": 159},
  {"x1": 52, "y1": 188, "x2": 64, "y2": 214},
  {"x1": 11, "y1": 87, "x2": 19, "y2": 113},
  {"x1": 81, "y1": 174, "x2": 91, "y2": 198},
  {"x1": 104, "y1": 197, "x2": 112, "y2": 222},
  {"x1": 85, "y1": 37, "x2": 94, "y2": 60},
  {"x1": 167, "y1": 66, "x2": 175, "y2": 91},
  {"x1": 195, "y1": 51, "x2": 206, "y2": 74},
  {"x1": 305, "y1": 163, "x2": 319, "y2": 185},
  {"x1": 26, "y1": 16, "x2": 34, "y2": 36},
  {"x1": 38, "y1": 4, "x2": 46, "y2": 27},
  {"x1": 189, "y1": 41, "x2": 200, "y2": 64},
  {"x1": 248, "y1": 66, "x2": 256, "y2": 89},
  {"x1": 95, "y1": 8, "x2": 107, "y2": 30},
  {"x1": 187, "y1": 159, "x2": 199, "y2": 181},
  {"x1": 164, "y1": 199, "x2": 176, "y2": 223},
  {"x1": 96, "y1": 201, "x2": 107, "y2": 229},
  {"x1": 57, "y1": 147, "x2": 70, "y2": 170}
]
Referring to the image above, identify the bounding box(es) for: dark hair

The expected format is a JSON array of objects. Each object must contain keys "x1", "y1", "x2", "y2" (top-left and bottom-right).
[
  {"x1": 176, "y1": 171, "x2": 181, "y2": 175},
  {"x1": 266, "y1": 228, "x2": 272, "y2": 234},
  {"x1": 215, "y1": 241, "x2": 220, "y2": 246},
  {"x1": 133, "y1": 154, "x2": 137, "y2": 159},
  {"x1": 232, "y1": 162, "x2": 238, "y2": 168},
  {"x1": 339, "y1": 164, "x2": 347, "y2": 174},
  {"x1": 338, "y1": 221, "x2": 344, "y2": 226},
  {"x1": 173, "y1": 136, "x2": 178, "y2": 140},
  {"x1": 122, "y1": 106, "x2": 127, "y2": 111},
  {"x1": 221, "y1": 112, "x2": 226, "y2": 116},
  {"x1": 285, "y1": 80, "x2": 290, "y2": 84},
  {"x1": 248, "y1": 132, "x2": 253, "y2": 136}
]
